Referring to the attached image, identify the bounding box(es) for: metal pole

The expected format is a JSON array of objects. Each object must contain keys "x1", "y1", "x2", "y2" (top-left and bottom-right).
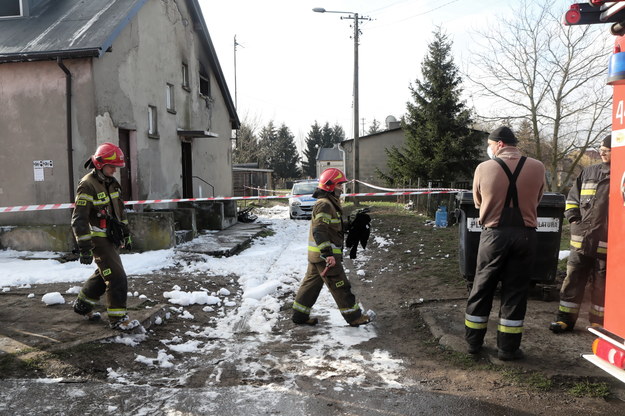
[
  {"x1": 234, "y1": 35, "x2": 238, "y2": 109},
  {"x1": 353, "y1": 13, "x2": 359, "y2": 195}
]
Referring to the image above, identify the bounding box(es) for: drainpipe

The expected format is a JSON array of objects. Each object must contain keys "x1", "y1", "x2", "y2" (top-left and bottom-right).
[{"x1": 57, "y1": 58, "x2": 75, "y2": 201}]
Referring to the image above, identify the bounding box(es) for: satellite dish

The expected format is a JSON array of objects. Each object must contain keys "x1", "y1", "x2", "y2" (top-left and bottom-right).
[{"x1": 385, "y1": 115, "x2": 397, "y2": 129}]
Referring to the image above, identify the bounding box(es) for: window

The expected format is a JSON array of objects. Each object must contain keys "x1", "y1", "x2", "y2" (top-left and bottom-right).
[
  {"x1": 181, "y1": 63, "x2": 189, "y2": 90},
  {"x1": 166, "y1": 83, "x2": 175, "y2": 113},
  {"x1": 148, "y1": 105, "x2": 158, "y2": 138},
  {"x1": 199, "y1": 73, "x2": 210, "y2": 97},
  {"x1": 0, "y1": 0, "x2": 22, "y2": 18}
]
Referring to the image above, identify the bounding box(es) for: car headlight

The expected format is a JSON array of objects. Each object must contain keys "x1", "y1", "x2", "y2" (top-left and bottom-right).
[{"x1": 291, "y1": 200, "x2": 301, "y2": 207}]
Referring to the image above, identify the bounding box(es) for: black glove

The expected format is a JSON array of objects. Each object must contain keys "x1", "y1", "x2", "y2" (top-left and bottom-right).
[{"x1": 79, "y1": 248, "x2": 93, "y2": 265}]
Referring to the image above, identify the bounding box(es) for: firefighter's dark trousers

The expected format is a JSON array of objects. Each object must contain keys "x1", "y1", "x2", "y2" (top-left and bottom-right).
[
  {"x1": 465, "y1": 227, "x2": 536, "y2": 353},
  {"x1": 292, "y1": 260, "x2": 362, "y2": 324},
  {"x1": 556, "y1": 250, "x2": 606, "y2": 327},
  {"x1": 76, "y1": 236, "x2": 128, "y2": 323}
]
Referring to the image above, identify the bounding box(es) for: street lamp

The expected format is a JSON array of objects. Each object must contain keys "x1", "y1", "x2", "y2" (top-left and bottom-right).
[{"x1": 313, "y1": 7, "x2": 370, "y2": 195}]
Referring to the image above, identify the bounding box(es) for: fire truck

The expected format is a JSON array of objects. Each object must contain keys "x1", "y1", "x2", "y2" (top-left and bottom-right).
[{"x1": 564, "y1": 0, "x2": 625, "y2": 383}]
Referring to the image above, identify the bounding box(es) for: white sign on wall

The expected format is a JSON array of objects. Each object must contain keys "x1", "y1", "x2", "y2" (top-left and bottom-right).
[{"x1": 33, "y1": 160, "x2": 54, "y2": 182}]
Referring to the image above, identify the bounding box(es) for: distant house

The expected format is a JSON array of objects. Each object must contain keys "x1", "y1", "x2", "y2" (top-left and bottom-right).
[
  {"x1": 340, "y1": 126, "x2": 404, "y2": 191},
  {"x1": 341, "y1": 117, "x2": 484, "y2": 191},
  {"x1": 315, "y1": 144, "x2": 344, "y2": 178},
  {"x1": 0, "y1": 0, "x2": 239, "y2": 225}
]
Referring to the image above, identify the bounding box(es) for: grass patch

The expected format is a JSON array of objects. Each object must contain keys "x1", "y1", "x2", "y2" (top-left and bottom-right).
[
  {"x1": 501, "y1": 367, "x2": 553, "y2": 391},
  {"x1": 567, "y1": 380, "x2": 611, "y2": 398}
]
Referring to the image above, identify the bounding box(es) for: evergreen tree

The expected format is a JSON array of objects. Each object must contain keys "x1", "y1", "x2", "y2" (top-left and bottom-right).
[
  {"x1": 232, "y1": 123, "x2": 261, "y2": 165},
  {"x1": 302, "y1": 122, "x2": 345, "y2": 178},
  {"x1": 381, "y1": 28, "x2": 482, "y2": 186},
  {"x1": 259, "y1": 121, "x2": 300, "y2": 180},
  {"x1": 367, "y1": 119, "x2": 382, "y2": 135},
  {"x1": 257, "y1": 121, "x2": 279, "y2": 169},
  {"x1": 321, "y1": 122, "x2": 345, "y2": 147},
  {"x1": 302, "y1": 121, "x2": 323, "y2": 178},
  {"x1": 273, "y1": 123, "x2": 301, "y2": 180}
]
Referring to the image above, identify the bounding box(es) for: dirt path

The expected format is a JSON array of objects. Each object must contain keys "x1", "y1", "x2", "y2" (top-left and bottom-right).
[{"x1": 1, "y1": 206, "x2": 624, "y2": 415}]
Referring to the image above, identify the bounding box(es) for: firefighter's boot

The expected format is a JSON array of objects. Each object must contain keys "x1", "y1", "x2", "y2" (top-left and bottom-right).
[
  {"x1": 549, "y1": 321, "x2": 573, "y2": 334},
  {"x1": 73, "y1": 298, "x2": 100, "y2": 321},
  {"x1": 349, "y1": 314, "x2": 371, "y2": 327},
  {"x1": 110, "y1": 315, "x2": 140, "y2": 331}
]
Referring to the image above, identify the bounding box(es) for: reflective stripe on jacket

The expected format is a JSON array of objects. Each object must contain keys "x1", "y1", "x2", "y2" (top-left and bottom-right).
[
  {"x1": 565, "y1": 163, "x2": 609, "y2": 259},
  {"x1": 71, "y1": 169, "x2": 128, "y2": 250},
  {"x1": 307, "y1": 193, "x2": 344, "y2": 263}
]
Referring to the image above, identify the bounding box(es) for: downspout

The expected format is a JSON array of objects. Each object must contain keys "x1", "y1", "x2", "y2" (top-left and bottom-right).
[{"x1": 57, "y1": 58, "x2": 75, "y2": 201}]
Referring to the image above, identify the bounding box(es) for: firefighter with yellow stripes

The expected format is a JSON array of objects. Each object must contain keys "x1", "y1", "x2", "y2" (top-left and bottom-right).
[
  {"x1": 465, "y1": 127, "x2": 545, "y2": 361},
  {"x1": 71, "y1": 142, "x2": 139, "y2": 331},
  {"x1": 550, "y1": 135, "x2": 611, "y2": 334},
  {"x1": 292, "y1": 168, "x2": 372, "y2": 327}
]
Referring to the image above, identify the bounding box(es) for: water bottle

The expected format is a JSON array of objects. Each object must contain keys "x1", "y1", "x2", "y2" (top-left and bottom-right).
[{"x1": 435, "y1": 206, "x2": 448, "y2": 228}]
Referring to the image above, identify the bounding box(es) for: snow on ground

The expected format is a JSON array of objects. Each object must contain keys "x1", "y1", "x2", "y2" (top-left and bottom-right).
[{"x1": 0, "y1": 205, "x2": 405, "y2": 389}]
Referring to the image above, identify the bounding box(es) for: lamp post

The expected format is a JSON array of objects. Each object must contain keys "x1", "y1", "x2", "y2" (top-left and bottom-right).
[{"x1": 313, "y1": 7, "x2": 370, "y2": 195}]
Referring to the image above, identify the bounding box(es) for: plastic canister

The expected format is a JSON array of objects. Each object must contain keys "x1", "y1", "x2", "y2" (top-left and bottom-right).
[{"x1": 435, "y1": 206, "x2": 448, "y2": 228}]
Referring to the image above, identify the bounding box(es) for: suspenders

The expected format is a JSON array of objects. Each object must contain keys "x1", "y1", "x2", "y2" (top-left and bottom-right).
[{"x1": 493, "y1": 156, "x2": 527, "y2": 227}]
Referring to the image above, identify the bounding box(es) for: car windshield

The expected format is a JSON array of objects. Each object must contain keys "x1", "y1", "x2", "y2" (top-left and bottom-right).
[{"x1": 292, "y1": 182, "x2": 317, "y2": 195}]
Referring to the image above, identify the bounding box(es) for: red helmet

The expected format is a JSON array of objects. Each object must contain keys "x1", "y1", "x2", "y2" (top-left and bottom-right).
[
  {"x1": 91, "y1": 142, "x2": 125, "y2": 170},
  {"x1": 318, "y1": 168, "x2": 347, "y2": 192}
]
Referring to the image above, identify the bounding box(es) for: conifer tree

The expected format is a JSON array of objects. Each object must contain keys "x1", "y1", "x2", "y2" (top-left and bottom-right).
[
  {"x1": 302, "y1": 122, "x2": 346, "y2": 178},
  {"x1": 233, "y1": 122, "x2": 261, "y2": 165},
  {"x1": 302, "y1": 121, "x2": 323, "y2": 178},
  {"x1": 273, "y1": 123, "x2": 301, "y2": 180},
  {"x1": 381, "y1": 28, "x2": 482, "y2": 186},
  {"x1": 259, "y1": 121, "x2": 300, "y2": 181}
]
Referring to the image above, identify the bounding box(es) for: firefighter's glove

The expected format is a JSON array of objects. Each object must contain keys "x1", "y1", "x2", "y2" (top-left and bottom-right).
[
  {"x1": 79, "y1": 249, "x2": 94, "y2": 265},
  {"x1": 122, "y1": 235, "x2": 133, "y2": 250}
]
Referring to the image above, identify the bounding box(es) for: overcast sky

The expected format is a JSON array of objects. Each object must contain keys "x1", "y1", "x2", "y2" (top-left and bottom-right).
[{"x1": 198, "y1": 0, "x2": 535, "y2": 149}]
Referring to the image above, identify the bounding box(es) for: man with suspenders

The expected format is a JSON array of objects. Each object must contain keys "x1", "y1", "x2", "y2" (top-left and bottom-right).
[{"x1": 464, "y1": 126, "x2": 546, "y2": 360}]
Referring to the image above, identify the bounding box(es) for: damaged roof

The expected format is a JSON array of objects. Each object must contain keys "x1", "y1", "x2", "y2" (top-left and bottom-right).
[
  {"x1": 0, "y1": 0, "x2": 239, "y2": 128},
  {"x1": 0, "y1": 0, "x2": 148, "y2": 62}
]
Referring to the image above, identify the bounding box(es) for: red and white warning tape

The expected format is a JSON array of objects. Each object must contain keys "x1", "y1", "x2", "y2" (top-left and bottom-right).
[{"x1": 0, "y1": 189, "x2": 466, "y2": 214}]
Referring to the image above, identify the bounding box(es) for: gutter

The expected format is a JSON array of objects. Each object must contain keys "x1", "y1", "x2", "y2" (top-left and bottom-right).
[{"x1": 57, "y1": 58, "x2": 75, "y2": 202}]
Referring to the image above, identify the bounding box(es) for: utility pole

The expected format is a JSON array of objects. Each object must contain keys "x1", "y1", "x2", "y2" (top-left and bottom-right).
[
  {"x1": 233, "y1": 35, "x2": 240, "y2": 109},
  {"x1": 313, "y1": 8, "x2": 370, "y2": 195}
]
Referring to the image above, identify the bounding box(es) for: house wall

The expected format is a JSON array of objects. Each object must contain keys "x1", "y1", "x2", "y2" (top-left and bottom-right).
[
  {"x1": 0, "y1": 59, "x2": 96, "y2": 225},
  {"x1": 91, "y1": 0, "x2": 233, "y2": 201},
  {"x1": 342, "y1": 129, "x2": 405, "y2": 191},
  {"x1": 316, "y1": 160, "x2": 344, "y2": 178}
]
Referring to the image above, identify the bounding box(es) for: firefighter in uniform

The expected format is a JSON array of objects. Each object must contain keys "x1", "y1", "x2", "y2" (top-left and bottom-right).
[
  {"x1": 71, "y1": 142, "x2": 139, "y2": 330},
  {"x1": 465, "y1": 127, "x2": 545, "y2": 360},
  {"x1": 549, "y1": 135, "x2": 611, "y2": 333},
  {"x1": 292, "y1": 168, "x2": 372, "y2": 327}
]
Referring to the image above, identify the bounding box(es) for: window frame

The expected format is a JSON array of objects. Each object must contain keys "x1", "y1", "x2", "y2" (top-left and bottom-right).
[
  {"x1": 0, "y1": 0, "x2": 23, "y2": 18},
  {"x1": 199, "y1": 73, "x2": 210, "y2": 98},
  {"x1": 147, "y1": 105, "x2": 159, "y2": 139},
  {"x1": 181, "y1": 63, "x2": 190, "y2": 92},
  {"x1": 166, "y1": 83, "x2": 176, "y2": 114}
]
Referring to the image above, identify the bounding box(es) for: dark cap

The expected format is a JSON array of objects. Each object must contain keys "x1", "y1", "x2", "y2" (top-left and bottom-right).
[
  {"x1": 602, "y1": 135, "x2": 611, "y2": 149},
  {"x1": 488, "y1": 126, "x2": 518, "y2": 145}
]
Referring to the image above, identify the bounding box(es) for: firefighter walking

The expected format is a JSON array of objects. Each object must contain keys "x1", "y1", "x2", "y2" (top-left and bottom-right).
[
  {"x1": 71, "y1": 142, "x2": 139, "y2": 330},
  {"x1": 292, "y1": 168, "x2": 372, "y2": 327},
  {"x1": 549, "y1": 135, "x2": 611, "y2": 333}
]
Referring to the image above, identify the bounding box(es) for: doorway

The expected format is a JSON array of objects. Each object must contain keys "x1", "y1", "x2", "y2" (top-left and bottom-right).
[{"x1": 181, "y1": 141, "x2": 193, "y2": 198}]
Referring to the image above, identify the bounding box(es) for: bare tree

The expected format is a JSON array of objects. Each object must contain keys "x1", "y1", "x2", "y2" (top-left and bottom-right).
[{"x1": 466, "y1": 0, "x2": 611, "y2": 191}]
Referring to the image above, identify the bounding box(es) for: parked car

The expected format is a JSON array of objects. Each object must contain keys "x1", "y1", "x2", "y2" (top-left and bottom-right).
[{"x1": 289, "y1": 179, "x2": 318, "y2": 219}]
